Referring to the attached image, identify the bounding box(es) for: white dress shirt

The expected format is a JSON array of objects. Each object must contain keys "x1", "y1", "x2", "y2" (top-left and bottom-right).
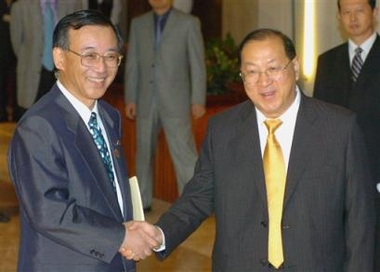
[{"x1": 256, "y1": 87, "x2": 301, "y2": 171}]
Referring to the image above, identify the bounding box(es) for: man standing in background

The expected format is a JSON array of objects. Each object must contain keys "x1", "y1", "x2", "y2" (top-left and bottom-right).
[
  {"x1": 124, "y1": 0, "x2": 206, "y2": 211},
  {"x1": 313, "y1": 0, "x2": 380, "y2": 269},
  {"x1": 82, "y1": 0, "x2": 122, "y2": 27},
  {"x1": 10, "y1": 0, "x2": 84, "y2": 120}
]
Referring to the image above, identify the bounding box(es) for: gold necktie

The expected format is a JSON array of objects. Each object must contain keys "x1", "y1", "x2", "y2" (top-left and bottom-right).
[{"x1": 263, "y1": 119, "x2": 286, "y2": 268}]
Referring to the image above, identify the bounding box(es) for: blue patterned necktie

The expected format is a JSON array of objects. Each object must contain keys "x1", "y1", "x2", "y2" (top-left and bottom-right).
[
  {"x1": 351, "y1": 47, "x2": 363, "y2": 82},
  {"x1": 88, "y1": 112, "x2": 116, "y2": 192}
]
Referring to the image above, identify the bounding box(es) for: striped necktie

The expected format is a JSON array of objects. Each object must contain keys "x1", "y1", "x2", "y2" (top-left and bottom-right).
[
  {"x1": 263, "y1": 119, "x2": 286, "y2": 269},
  {"x1": 351, "y1": 47, "x2": 363, "y2": 82}
]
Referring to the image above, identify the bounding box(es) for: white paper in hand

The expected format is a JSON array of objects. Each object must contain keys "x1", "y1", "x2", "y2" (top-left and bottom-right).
[{"x1": 129, "y1": 176, "x2": 145, "y2": 221}]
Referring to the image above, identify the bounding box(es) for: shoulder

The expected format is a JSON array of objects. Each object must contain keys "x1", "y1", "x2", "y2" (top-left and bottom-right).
[
  {"x1": 302, "y1": 95, "x2": 355, "y2": 123},
  {"x1": 132, "y1": 11, "x2": 153, "y2": 24},
  {"x1": 318, "y1": 42, "x2": 347, "y2": 60},
  {"x1": 208, "y1": 100, "x2": 253, "y2": 126},
  {"x1": 171, "y1": 8, "x2": 200, "y2": 24}
]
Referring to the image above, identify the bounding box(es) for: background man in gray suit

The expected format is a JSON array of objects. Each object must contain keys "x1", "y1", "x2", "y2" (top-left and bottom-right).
[
  {"x1": 10, "y1": 0, "x2": 85, "y2": 120},
  {"x1": 124, "y1": 0, "x2": 206, "y2": 211},
  {"x1": 128, "y1": 28, "x2": 375, "y2": 271},
  {"x1": 8, "y1": 10, "x2": 159, "y2": 271}
]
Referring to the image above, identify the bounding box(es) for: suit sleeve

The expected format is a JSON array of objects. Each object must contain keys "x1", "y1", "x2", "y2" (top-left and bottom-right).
[
  {"x1": 9, "y1": 1, "x2": 22, "y2": 57},
  {"x1": 7, "y1": 116, "x2": 125, "y2": 263},
  {"x1": 344, "y1": 116, "x2": 376, "y2": 271},
  {"x1": 313, "y1": 55, "x2": 326, "y2": 99},
  {"x1": 187, "y1": 16, "x2": 206, "y2": 106},
  {"x1": 124, "y1": 19, "x2": 139, "y2": 105},
  {"x1": 155, "y1": 121, "x2": 214, "y2": 258}
]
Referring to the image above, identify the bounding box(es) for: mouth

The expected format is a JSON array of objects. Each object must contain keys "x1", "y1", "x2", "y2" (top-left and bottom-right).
[
  {"x1": 261, "y1": 90, "x2": 276, "y2": 98},
  {"x1": 88, "y1": 76, "x2": 107, "y2": 84}
]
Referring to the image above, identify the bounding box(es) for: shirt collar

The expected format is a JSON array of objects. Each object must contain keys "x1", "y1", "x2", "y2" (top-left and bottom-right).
[
  {"x1": 348, "y1": 32, "x2": 377, "y2": 61},
  {"x1": 57, "y1": 80, "x2": 99, "y2": 126}
]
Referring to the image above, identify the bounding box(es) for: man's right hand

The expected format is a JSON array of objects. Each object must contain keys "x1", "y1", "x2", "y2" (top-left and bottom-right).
[{"x1": 125, "y1": 103, "x2": 136, "y2": 120}]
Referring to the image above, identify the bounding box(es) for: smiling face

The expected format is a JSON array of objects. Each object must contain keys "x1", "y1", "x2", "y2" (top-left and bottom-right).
[
  {"x1": 338, "y1": 0, "x2": 377, "y2": 44},
  {"x1": 53, "y1": 25, "x2": 119, "y2": 109},
  {"x1": 240, "y1": 35, "x2": 299, "y2": 118}
]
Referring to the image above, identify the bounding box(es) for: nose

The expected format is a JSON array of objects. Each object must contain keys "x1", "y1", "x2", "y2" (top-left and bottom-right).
[
  {"x1": 257, "y1": 71, "x2": 272, "y2": 86},
  {"x1": 349, "y1": 12, "x2": 357, "y2": 22},
  {"x1": 93, "y1": 56, "x2": 107, "y2": 72}
]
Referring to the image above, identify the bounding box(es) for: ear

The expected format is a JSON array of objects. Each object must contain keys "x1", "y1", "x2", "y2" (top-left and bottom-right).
[
  {"x1": 292, "y1": 56, "x2": 300, "y2": 81},
  {"x1": 53, "y1": 47, "x2": 66, "y2": 71},
  {"x1": 373, "y1": 6, "x2": 379, "y2": 20}
]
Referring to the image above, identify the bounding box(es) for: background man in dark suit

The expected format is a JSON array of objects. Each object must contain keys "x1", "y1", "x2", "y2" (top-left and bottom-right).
[
  {"x1": 7, "y1": 10, "x2": 159, "y2": 272},
  {"x1": 124, "y1": 0, "x2": 206, "y2": 211},
  {"x1": 128, "y1": 28, "x2": 376, "y2": 271},
  {"x1": 313, "y1": 0, "x2": 380, "y2": 268}
]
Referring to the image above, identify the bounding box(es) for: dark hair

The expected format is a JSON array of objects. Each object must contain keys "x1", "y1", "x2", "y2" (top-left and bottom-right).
[
  {"x1": 53, "y1": 9, "x2": 123, "y2": 51},
  {"x1": 337, "y1": 0, "x2": 376, "y2": 10},
  {"x1": 237, "y1": 28, "x2": 296, "y2": 66}
]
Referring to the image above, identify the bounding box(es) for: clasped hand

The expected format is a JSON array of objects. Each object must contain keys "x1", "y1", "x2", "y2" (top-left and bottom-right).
[{"x1": 119, "y1": 221, "x2": 163, "y2": 261}]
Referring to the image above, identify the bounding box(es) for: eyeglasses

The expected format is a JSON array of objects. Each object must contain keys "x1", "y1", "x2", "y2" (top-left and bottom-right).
[
  {"x1": 67, "y1": 49, "x2": 123, "y2": 68},
  {"x1": 239, "y1": 59, "x2": 293, "y2": 84}
]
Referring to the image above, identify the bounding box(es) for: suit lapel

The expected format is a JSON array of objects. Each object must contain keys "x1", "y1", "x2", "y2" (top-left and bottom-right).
[
  {"x1": 283, "y1": 94, "x2": 319, "y2": 208},
  {"x1": 356, "y1": 35, "x2": 380, "y2": 85},
  {"x1": 337, "y1": 44, "x2": 353, "y2": 106},
  {"x1": 55, "y1": 91, "x2": 124, "y2": 221},
  {"x1": 98, "y1": 104, "x2": 132, "y2": 221},
  {"x1": 158, "y1": 9, "x2": 177, "y2": 47},
  {"x1": 234, "y1": 102, "x2": 267, "y2": 208}
]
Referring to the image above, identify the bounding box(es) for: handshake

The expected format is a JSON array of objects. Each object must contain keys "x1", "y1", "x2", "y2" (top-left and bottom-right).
[{"x1": 119, "y1": 221, "x2": 164, "y2": 261}]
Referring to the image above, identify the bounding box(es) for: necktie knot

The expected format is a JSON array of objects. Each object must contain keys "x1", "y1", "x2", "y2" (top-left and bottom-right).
[
  {"x1": 89, "y1": 112, "x2": 98, "y2": 128},
  {"x1": 264, "y1": 119, "x2": 282, "y2": 135},
  {"x1": 355, "y1": 47, "x2": 363, "y2": 54}
]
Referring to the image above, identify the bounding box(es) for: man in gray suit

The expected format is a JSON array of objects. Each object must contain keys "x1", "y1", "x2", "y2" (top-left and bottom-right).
[
  {"x1": 124, "y1": 0, "x2": 206, "y2": 211},
  {"x1": 8, "y1": 10, "x2": 159, "y2": 271},
  {"x1": 10, "y1": 0, "x2": 85, "y2": 119},
  {"x1": 128, "y1": 28, "x2": 376, "y2": 271}
]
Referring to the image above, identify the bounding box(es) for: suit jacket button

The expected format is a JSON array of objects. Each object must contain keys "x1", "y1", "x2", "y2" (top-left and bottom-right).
[
  {"x1": 282, "y1": 224, "x2": 290, "y2": 229},
  {"x1": 260, "y1": 259, "x2": 268, "y2": 266},
  {"x1": 260, "y1": 221, "x2": 267, "y2": 227}
]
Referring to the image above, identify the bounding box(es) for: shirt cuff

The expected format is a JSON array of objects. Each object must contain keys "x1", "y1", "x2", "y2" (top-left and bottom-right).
[
  {"x1": 376, "y1": 183, "x2": 380, "y2": 193},
  {"x1": 153, "y1": 226, "x2": 166, "y2": 252}
]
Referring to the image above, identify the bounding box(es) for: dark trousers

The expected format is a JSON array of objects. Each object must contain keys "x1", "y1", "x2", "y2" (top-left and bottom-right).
[{"x1": 0, "y1": 53, "x2": 16, "y2": 121}]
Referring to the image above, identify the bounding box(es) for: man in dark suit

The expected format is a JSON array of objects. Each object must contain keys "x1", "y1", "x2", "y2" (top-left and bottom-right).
[
  {"x1": 128, "y1": 28, "x2": 376, "y2": 271},
  {"x1": 313, "y1": 0, "x2": 380, "y2": 269},
  {"x1": 7, "y1": 10, "x2": 159, "y2": 272}
]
